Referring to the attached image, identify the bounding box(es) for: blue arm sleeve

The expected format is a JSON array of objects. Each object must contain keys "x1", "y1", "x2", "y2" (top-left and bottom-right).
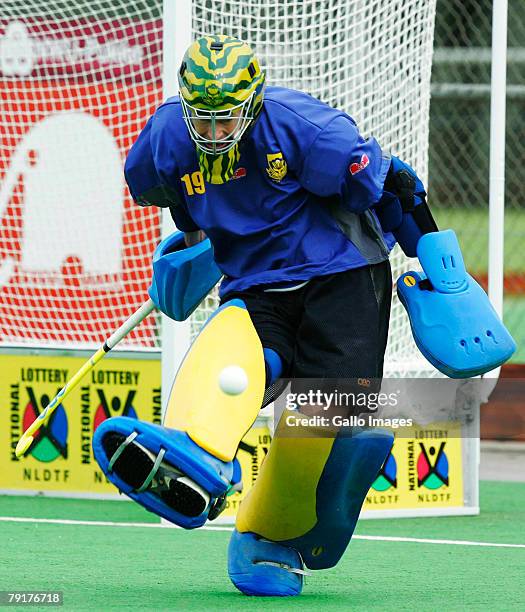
[
  {"x1": 373, "y1": 156, "x2": 436, "y2": 257},
  {"x1": 124, "y1": 117, "x2": 200, "y2": 233},
  {"x1": 298, "y1": 115, "x2": 391, "y2": 213},
  {"x1": 125, "y1": 117, "x2": 164, "y2": 205}
]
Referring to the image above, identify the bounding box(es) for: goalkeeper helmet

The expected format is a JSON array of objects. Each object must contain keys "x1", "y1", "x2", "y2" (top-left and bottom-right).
[{"x1": 178, "y1": 35, "x2": 265, "y2": 155}]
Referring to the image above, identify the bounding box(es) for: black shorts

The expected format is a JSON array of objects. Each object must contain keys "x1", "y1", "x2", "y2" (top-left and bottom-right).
[{"x1": 221, "y1": 260, "x2": 392, "y2": 380}]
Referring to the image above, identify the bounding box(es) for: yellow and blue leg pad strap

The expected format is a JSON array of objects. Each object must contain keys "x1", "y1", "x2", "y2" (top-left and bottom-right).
[
  {"x1": 234, "y1": 422, "x2": 394, "y2": 570},
  {"x1": 263, "y1": 348, "x2": 283, "y2": 384},
  {"x1": 93, "y1": 416, "x2": 240, "y2": 528}
]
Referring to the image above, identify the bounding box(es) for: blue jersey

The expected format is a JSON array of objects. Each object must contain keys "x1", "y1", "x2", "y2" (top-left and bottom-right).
[{"x1": 125, "y1": 86, "x2": 395, "y2": 297}]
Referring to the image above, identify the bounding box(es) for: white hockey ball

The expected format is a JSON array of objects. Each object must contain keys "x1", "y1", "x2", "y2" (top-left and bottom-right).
[{"x1": 218, "y1": 365, "x2": 248, "y2": 395}]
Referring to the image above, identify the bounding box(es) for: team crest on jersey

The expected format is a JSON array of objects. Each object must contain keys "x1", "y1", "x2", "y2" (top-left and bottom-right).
[{"x1": 266, "y1": 152, "x2": 287, "y2": 182}]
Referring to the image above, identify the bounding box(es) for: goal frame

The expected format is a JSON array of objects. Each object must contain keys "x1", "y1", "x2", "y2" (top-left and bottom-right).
[
  {"x1": 157, "y1": 0, "x2": 508, "y2": 521},
  {"x1": 0, "y1": 0, "x2": 509, "y2": 519}
]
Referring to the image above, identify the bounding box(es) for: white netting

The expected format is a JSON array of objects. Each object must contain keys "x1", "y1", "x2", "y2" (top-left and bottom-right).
[
  {"x1": 0, "y1": 0, "x2": 438, "y2": 373},
  {"x1": 0, "y1": 0, "x2": 163, "y2": 349},
  {"x1": 191, "y1": 0, "x2": 438, "y2": 374}
]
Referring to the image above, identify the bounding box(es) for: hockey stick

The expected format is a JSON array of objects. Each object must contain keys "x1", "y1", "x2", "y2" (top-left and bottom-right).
[{"x1": 15, "y1": 298, "x2": 156, "y2": 458}]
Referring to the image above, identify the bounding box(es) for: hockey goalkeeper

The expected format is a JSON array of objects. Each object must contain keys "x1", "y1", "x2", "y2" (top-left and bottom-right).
[{"x1": 93, "y1": 35, "x2": 515, "y2": 596}]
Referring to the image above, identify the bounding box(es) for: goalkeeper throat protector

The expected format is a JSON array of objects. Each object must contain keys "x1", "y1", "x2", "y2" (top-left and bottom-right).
[
  {"x1": 178, "y1": 35, "x2": 265, "y2": 183},
  {"x1": 180, "y1": 97, "x2": 251, "y2": 185},
  {"x1": 180, "y1": 89, "x2": 260, "y2": 185}
]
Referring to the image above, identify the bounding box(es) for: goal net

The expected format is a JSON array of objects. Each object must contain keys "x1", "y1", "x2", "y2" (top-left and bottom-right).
[
  {"x1": 0, "y1": 0, "x2": 437, "y2": 373},
  {"x1": 0, "y1": 0, "x2": 163, "y2": 349},
  {"x1": 191, "y1": 0, "x2": 438, "y2": 374}
]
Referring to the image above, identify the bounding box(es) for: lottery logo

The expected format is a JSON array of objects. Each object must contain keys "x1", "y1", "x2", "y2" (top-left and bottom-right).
[
  {"x1": 23, "y1": 387, "x2": 68, "y2": 462},
  {"x1": 372, "y1": 450, "x2": 397, "y2": 491},
  {"x1": 417, "y1": 442, "x2": 449, "y2": 489},
  {"x1": 93, "y1": 389, "x2": 138, "y2": 432}
]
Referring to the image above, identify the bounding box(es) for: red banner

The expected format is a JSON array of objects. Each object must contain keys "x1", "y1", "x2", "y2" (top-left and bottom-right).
[
  {"x1": 0, "y1": 18, "x2": 162, "y2": 83},
  {"x1": 0, "y1": 18, "x2": 164, "y2": 348}
]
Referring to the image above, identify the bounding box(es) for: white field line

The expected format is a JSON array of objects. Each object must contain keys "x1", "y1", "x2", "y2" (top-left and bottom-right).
[
  {"x1": 353, "y1": 534, "x2": 525, "y2": 548},
  {"x1": 0, "y1": 515, "x2": 524, "y2": 549}
]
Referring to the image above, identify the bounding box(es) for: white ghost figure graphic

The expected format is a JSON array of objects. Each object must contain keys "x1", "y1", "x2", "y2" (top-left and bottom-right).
[{"x1": 0, "y1": 111, "x2": 123, "y2": 285}]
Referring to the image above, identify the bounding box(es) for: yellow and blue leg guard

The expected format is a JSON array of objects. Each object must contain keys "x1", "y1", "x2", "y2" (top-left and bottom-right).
[
  {"x1": 228, "y1": 418, "x2": 393, "y2": 595},
  {"x1": 92, "y1": 298, "x2": 265, "y2": 528},
  {"x1": 92, "y1": 417, "x2": 242, "y2": 528}
]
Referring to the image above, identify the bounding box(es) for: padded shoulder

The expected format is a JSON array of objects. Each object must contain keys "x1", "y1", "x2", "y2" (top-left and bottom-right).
[{"x1": 264, "y1": 86, "x2": 349, "y2": 131}]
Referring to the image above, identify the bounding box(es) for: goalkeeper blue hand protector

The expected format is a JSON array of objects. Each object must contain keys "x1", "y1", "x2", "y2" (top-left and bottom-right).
[
  {"x1": 398, "y1": 230, "x2": 516, "y2": 377},
  {"x1": 148, "y1": 231, "x2": 222, "y2": 321}
]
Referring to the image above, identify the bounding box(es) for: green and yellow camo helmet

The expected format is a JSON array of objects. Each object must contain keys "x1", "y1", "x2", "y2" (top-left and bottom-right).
[{"x1": 178, "y1": 35, "x2": 265, "y2": 156}]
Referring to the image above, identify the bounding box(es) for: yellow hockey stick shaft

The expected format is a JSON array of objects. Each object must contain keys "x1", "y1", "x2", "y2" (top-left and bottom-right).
[{"x1": 15, "y1": 298, "x2": 156, "y2": 458}]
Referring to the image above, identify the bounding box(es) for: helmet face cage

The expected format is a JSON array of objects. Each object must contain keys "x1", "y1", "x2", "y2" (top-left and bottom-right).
[
  {"x1": 180, "y1": 92, "x2": 256, "y2": 155},
  {"x1": 178, "y1": 36, "x2": 265, "y2": 156}
]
